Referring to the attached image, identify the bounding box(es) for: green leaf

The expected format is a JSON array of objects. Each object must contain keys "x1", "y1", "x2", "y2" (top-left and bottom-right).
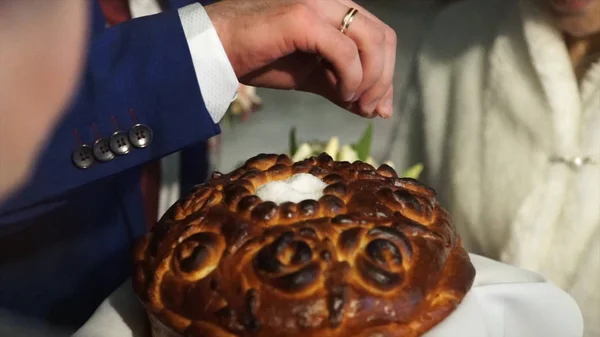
[
  {"x1": 227, "y1": 111, "x2": 235, "y2": 129},
  {"x1": 354, "y1": 122, "x2": 373, "y2": 161},
  {"x1": 402, "y1": 163, "x2": 424, "y2": 180},
  {"x1": 289, "y1": 127, "x2": 298, "y2": 155}
]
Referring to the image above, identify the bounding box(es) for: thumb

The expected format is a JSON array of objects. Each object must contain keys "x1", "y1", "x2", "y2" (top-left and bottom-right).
[{"x1": 297, "y1": 65, "x2": 376, "y2": 118}]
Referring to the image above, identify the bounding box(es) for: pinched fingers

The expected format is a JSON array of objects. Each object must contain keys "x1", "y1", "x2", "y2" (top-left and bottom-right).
[{"x1": 313, "y1": 0, "x2": 397, "y2": 118}]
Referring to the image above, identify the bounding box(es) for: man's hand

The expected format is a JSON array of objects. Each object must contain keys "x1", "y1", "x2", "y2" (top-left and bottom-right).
[{"x1": 205, "y1": 0, "x2": 397, "y2": 118}]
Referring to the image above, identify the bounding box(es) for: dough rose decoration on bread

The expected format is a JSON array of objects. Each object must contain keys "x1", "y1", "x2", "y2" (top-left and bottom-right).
[{"x1": 133, "y1": 152, "x2": 475, "y2": 337}]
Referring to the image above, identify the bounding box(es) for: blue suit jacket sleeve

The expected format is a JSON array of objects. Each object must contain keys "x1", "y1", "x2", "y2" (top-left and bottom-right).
[{"x1": 0, "y1": 6, "x2": 220, "y2": 214}]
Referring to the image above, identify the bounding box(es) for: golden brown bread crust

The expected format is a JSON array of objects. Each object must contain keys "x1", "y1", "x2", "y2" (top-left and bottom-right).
[{"x1": 133, "y1": 153, "x2": 476, "y2": 337}]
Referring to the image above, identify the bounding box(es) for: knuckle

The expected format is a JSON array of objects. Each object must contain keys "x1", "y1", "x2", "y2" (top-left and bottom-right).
[
  {"x1": 363, "y1": 69, "x2": 381, "y2": 90},
  {"x1": 385, "y1": 27, "x2": 398, "y2": 48},
  {"x1": 364, "y1": 57, "x2": 385, "y2": 86},
  {"x1": 338, "y1": 41, "x2": 359, "y2": 63},
  {"x1": 300, "y1": 0, "x2": 318, "y2": 8},
  {"x1": 289, "y1": 2, "x2": 314, "y2": 23},
  {"x1": 374, "y1": 29, "x2": 386, "y2": 45},
  {"x1": 287, "y1": 3, "x2": 317, "y2": 39}
]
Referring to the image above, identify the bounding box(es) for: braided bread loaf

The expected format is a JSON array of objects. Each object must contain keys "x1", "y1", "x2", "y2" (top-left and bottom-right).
[{"x1": 133, "y1": 153, "x2": 475, "y2": 337}]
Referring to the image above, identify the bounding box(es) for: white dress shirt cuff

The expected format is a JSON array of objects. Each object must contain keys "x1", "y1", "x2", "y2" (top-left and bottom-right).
[{"x1": 178, "y1": 3, "x2": 239, "y2": 124}]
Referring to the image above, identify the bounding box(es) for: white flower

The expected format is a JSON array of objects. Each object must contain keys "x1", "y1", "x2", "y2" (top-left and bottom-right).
[
  {"x1": 323, "y1": 137, "x2": 340, "y2": 159},
  {"x1": 288, "y1": 130, "x2": 403, "y2": 176},
  {"x1": 229, "y1": 84, "x2": 262, "y2": 116},
  {"x1": 292, "y1": 143, "x2": 313, "y2": 162},
  {"x1": 366, "y1": 156, "x2": 377, "y2": 166},
  {"x1": 338, "y1": 145, "x2": 359, "y2": 162},
  {"x1": 365, "y1": 157, "x2": 395, "y2": 169}
]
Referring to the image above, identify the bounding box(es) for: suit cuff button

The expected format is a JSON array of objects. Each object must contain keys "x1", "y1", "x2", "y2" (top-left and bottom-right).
[
  {"x1": 129, "y1": 124, "x2": 153, "y2": 149},
  {"x1": 92, "y1": 138, "x2": 115, "y2": 162},
  {"x1": 72, "y1": 145, "x2": 95, "y2": 169},
  {"x1": 109, "y1": 131, "x2": 132, "y2": 155}
]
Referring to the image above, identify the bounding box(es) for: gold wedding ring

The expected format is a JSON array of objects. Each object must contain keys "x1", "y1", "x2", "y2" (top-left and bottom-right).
[
  {"x1": 315, "y1": 7, "x2": 359, "y2": 63},
  {"x1": 339, "y1": 8, "x2": 358, "y2": 34}
]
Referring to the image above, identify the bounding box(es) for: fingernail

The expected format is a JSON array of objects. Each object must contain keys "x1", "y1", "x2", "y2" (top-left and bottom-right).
[
  {"x1": 363, "y1": 100, "x2": 378, "y2": 114},
  {"x1": 382, "y1": 99, "x2": 393, "y2": 117},
  {"x1": 345, "y1": 92, "x2": 356, "y2": 102}
]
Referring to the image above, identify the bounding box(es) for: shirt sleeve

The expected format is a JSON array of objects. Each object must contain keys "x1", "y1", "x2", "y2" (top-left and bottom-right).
[{"x1": 178, "y1": 3, "x2": 239, "y2": 124}]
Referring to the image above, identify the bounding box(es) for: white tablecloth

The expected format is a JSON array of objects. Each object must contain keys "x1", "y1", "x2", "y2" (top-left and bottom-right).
[{"x1": 73, "y1": 254, "x2": 584, "y2": 337}]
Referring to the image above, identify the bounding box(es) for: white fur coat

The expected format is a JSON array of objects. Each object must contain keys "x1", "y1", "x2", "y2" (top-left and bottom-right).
[{"x1": 397, "y1": 0, "x2": 600, "y2": 335}]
